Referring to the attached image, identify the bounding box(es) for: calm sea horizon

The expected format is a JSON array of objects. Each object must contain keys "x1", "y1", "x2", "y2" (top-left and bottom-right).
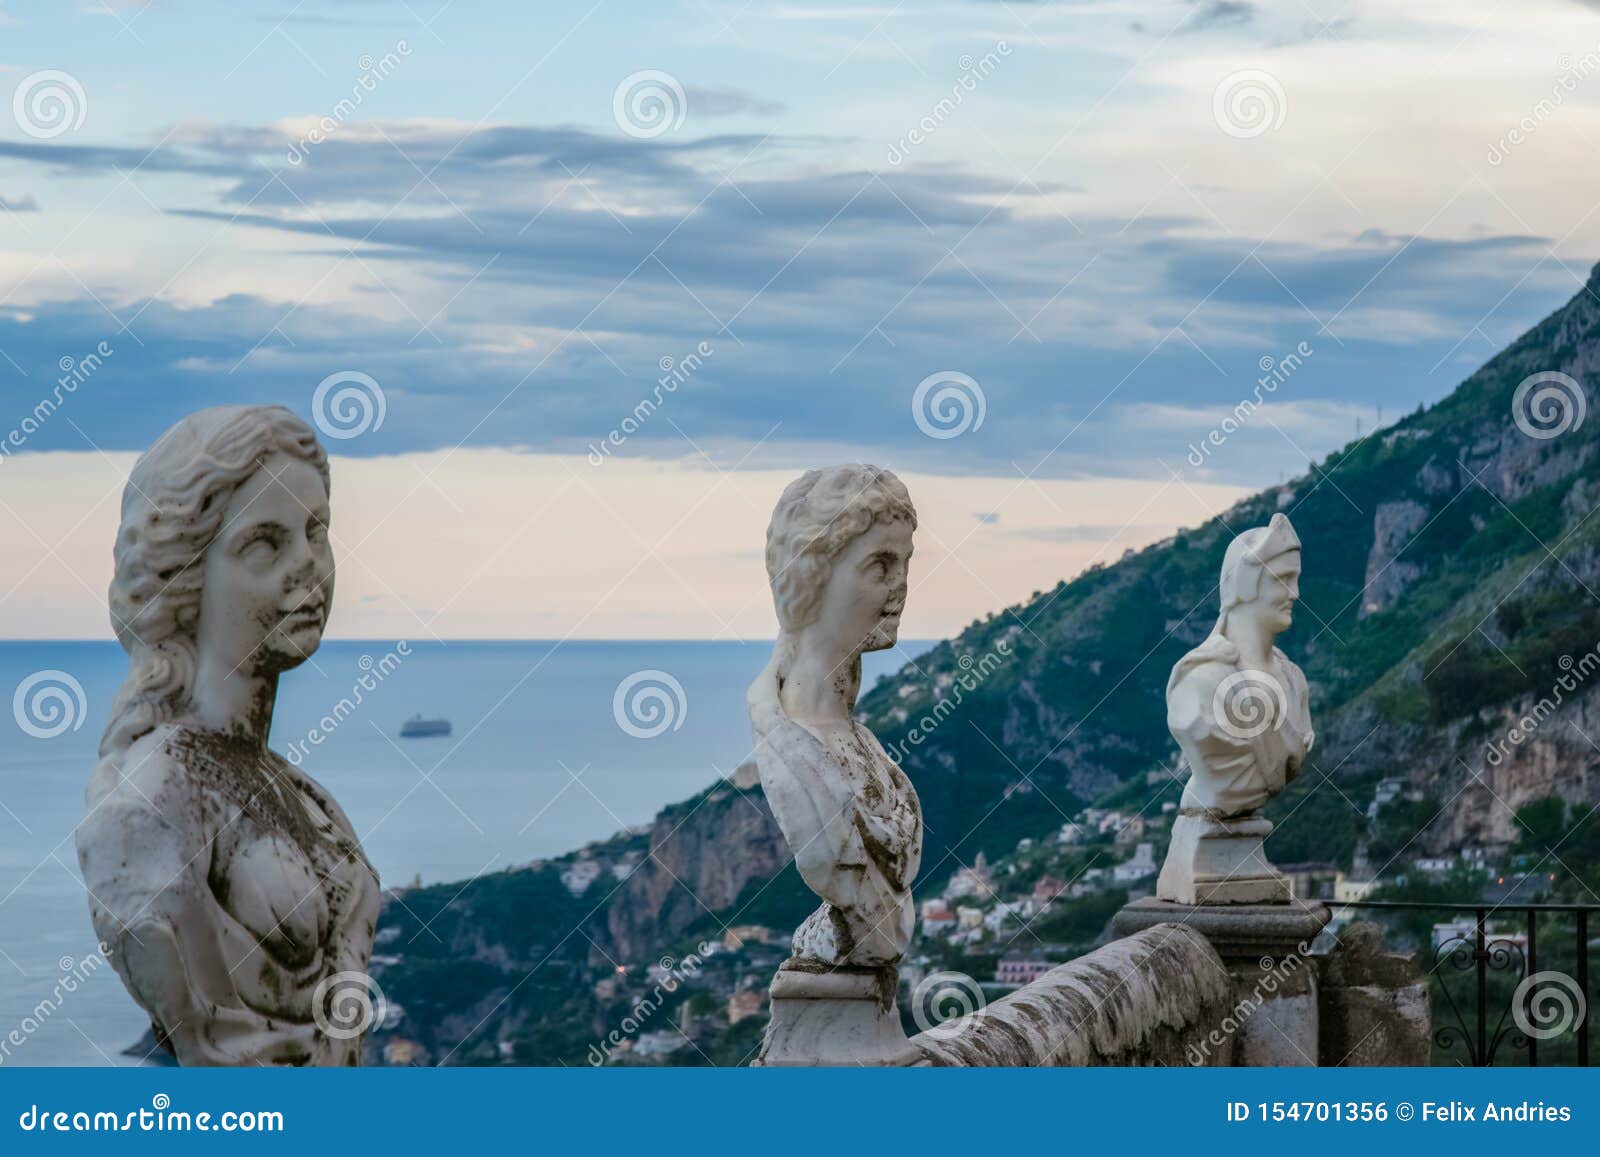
[{"x1": 0, "y1": 638, "x2": 932, "y2": 1065}]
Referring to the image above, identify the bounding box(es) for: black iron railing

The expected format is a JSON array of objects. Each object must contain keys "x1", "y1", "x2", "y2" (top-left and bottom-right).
[{"x1": 1329, "y1": 900, "x2": 1596, "y2": 1066}]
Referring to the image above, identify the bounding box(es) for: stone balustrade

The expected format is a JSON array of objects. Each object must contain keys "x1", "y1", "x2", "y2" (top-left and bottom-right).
[{"x1": 910, "y1": 923, "x2": 1233, "y2": 1066}]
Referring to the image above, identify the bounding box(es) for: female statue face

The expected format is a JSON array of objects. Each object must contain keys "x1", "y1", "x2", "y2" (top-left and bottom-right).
[
  {"x1": 811, "y1": 516, "x2": 913, "y2": 655},
  {"x1": 196, "y1": 451, "x2": 335, "y2": 677}
]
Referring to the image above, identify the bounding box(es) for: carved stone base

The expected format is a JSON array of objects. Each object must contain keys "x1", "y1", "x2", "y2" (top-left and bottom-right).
[
  {"x1": 753, "y1": 962, "x2": 919, "y2": 1067},
  {"x1": 1157, "y1": 812, "x2": 1290, "y2": 905},
  {"x1": 1114, "y1": 897, "x2": 1330, "y2": 1066}
]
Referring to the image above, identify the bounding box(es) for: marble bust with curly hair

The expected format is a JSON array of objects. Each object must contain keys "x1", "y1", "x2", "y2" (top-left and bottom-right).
[
  {"x1": 748, "y1": 464, "x2": 922, "y2": 971},
  {"x1": 77, "y1": 405, "x2": 379, "y2": 1066}
]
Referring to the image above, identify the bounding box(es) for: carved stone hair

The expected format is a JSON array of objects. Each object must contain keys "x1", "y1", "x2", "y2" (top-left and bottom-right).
[
  {"x1": 99, "y1": 405, "x2": 329, "y2": 758},
  {"x1": 765, "y1": 464, "x2": 916, "y2": 634}
]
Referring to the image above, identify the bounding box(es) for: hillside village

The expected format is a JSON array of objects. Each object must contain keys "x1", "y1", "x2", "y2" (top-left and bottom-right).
[{"x1": 365, "y1": 755, "x2": 1574, "y2": 1067}]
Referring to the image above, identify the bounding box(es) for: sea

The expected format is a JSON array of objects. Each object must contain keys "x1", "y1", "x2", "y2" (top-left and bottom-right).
[{"x1": 0, "y1": 638, "x2": 932, "y2": 1066}]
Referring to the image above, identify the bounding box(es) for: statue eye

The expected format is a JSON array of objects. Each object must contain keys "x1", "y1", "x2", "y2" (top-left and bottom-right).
[{"x1": 237, "y1": 527, "x2": 283, "y2": 566}]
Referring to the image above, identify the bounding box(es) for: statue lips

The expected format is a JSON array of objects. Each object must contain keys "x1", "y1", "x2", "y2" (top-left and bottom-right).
[{"x1": 279, "y1": 597, "x2": 326, "y2": 637}]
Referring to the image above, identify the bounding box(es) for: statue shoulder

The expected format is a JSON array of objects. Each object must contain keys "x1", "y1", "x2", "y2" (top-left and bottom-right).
[
  {"x1": 87, "y1": 724, "x2": 190, "y2": 811},
  {"x1": 1167, "y1": 651, "x2": 1235, "y2": 699},
  {"x1": 79, "y1": 727, "x2": 204, "y2": 892},
  {"x1": 1273, "y1": 648, "x2": 1309, "y2": 688}
]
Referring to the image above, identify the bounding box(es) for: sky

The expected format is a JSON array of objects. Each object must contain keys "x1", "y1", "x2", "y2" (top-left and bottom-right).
[{"x1": 2, "y1": 0, "x2": 1600, "y2": 638}]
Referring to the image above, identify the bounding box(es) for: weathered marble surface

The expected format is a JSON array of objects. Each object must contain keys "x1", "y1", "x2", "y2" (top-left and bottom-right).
[
  {"x1": 748, "y1": 465, "x2": 923, "y2": 1065},
  {"x1": 1316, "y1": 922, "x2": 1431, "y2": 1066},
  {"x1": 76, "y1": 406, "x2": 380, "y2": 1066},
  {"x1": 1160, "y1": 513, "x2": 1312, "y2": 905},
  {"x1": 1115, "y1": 897, "x2": 1330, "y2": 1066},
  {"x1": 912, "y1": 924, "x2": 1233, "y2": 1066}
]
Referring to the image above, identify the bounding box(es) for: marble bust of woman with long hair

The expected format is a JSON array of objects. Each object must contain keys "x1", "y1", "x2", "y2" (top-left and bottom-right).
[
  {"x1": 75, "y1": 405, "x2": 380, "y2": 1066},
  {"x1": 747, "y1": 465, "x2": 923, "y2": 1064}
]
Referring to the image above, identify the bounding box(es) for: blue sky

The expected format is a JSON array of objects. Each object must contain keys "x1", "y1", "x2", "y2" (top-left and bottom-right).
[{"x1": 2, "y1": 0, "x2": 1599, "y2": 637}]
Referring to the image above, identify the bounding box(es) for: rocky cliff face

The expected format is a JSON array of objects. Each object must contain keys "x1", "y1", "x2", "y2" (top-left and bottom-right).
[{"x1": 603, "y1": 773, "x2": 791, "y2": 961}]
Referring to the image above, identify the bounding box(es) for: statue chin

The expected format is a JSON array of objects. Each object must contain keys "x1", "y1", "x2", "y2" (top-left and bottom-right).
[
  {"x1": 260, "y1": 622, "x2": 325, "y2": 671},
  {"x1": 863, "y1": 617, "x2": 900, "y2": 651}
]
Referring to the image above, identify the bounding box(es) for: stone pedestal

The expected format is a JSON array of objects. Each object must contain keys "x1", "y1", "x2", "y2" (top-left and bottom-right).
[
  {"x1": 1114, "y1": 897, "x2": 1329, "y2": 1066},
  {"x1": 1158, "y1": 812, "x2": 1290, "y2": 905},
  {"x1": 754, "y1": 963, "x2": 919, "y2": 1067}
]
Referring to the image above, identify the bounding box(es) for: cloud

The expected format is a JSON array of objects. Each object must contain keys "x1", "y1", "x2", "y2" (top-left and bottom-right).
[
  {"x1": 0, "y1": 118, "x2": 1576, "y2": 485},
  {"x1": 0, "y1": 194, "x2": 39, "y2": 211},
  {"x1": 684, "y1": 86, "x2": 787, "y2": 119},
  {"x1": 1188, "y1": 0, "x2": 1255, "y2": 30}
]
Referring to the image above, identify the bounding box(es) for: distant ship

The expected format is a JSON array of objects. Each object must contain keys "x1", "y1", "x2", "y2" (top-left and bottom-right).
[{"x1": 400, "y1": 715, "x2": 451, "y2": 738}]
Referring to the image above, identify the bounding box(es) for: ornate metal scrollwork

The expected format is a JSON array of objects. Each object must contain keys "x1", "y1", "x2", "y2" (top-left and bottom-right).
[{"x1": 1430, "y1": 933, "x2": 1526, "y2": 1066}]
